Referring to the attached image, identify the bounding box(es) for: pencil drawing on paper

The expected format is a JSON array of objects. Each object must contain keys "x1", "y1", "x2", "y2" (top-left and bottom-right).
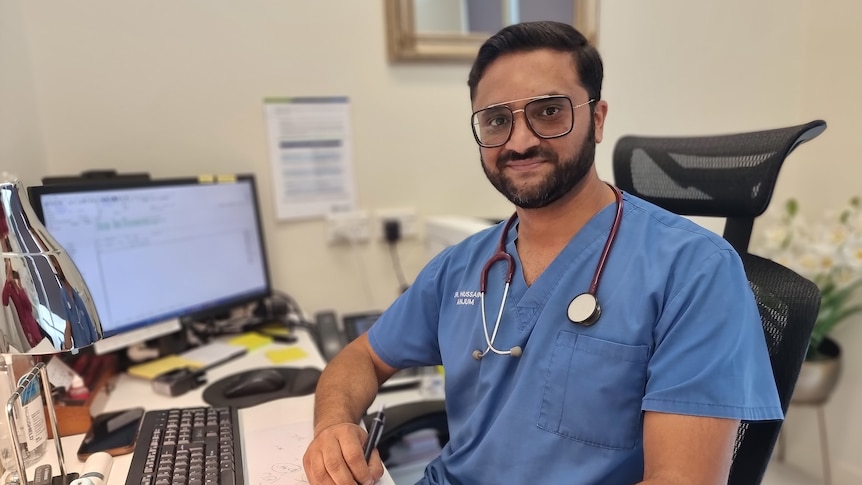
[
  {"x1": 245, "y1": 421, "x2": 315, "y2": 484},
  {"x1": 257, "y1": 462, "x2": 308, "y2": 484}
]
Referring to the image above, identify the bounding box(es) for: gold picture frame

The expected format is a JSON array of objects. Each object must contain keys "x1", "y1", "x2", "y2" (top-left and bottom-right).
[{"x1": 385, "y1": 0, "x2": 599, "y2": 62}]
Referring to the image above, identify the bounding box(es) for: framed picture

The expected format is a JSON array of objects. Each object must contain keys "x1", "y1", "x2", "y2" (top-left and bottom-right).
[{"x1": 384, "y1": 0, "x2": 599, "y2": 62}]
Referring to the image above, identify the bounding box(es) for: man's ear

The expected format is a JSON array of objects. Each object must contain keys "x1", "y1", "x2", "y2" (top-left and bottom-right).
[{"x1": 592, "y1": 100, "x2": 608, "y2": 144}]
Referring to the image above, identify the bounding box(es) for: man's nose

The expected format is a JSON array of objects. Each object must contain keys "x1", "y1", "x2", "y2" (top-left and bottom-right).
[{"x1": 505, "y1": 110, "x2": 540, "y2": 152}]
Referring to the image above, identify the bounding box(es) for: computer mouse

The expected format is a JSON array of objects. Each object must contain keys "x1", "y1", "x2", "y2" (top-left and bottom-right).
[{"x1": 222, "y1": 368, "x2": 286, "y2": 398}]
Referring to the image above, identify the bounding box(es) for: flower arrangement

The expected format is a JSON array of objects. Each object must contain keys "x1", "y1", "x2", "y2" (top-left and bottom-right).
[{"x1": 756, "y1": 197, "x2": 862, "y2": 360}]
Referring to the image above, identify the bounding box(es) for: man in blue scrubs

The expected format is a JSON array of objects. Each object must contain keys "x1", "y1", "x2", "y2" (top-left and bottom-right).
[{"x1": 303, "y1": 21, "x2": 781, "y2": 485}]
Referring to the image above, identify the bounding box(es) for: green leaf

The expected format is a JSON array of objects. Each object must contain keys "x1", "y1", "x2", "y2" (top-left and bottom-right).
[{"x1": 786, "y1": 198, "x2": 799, "y2": 217}]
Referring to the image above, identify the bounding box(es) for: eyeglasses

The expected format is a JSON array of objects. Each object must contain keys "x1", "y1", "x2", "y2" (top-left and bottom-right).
[{"x1": 471, "y1": 95, "x2": 595, "y2": 148}]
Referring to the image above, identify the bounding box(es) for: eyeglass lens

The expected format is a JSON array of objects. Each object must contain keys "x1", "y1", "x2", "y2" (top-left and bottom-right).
[{"x1": 472, "y1": 96, "x2": 575, "y2": 147}]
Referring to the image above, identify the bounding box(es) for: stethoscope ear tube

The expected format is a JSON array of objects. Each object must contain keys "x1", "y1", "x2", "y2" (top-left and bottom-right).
[{"x1": 473, "y1": 345, "x2": 522, "y2": 360}]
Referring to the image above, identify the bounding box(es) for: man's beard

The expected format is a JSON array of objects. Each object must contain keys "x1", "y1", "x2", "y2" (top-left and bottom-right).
[{"x1": 481, "y1": 128, "x2": 596, "y2": 210}]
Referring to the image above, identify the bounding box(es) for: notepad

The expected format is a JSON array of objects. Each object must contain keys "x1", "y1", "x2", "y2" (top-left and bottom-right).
[{"x1": 127, "y1": 355, "x2": 205, "y2": 380}]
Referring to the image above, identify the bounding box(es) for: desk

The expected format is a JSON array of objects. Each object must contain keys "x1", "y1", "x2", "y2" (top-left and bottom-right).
[{"x1": 49, "y1": 330, "x2": 421, "y2": 484}]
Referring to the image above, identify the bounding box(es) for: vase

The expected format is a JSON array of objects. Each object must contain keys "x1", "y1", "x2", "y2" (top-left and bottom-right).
[{"x1": 792, "y1": 337, "x2": 842, "y2": 405}]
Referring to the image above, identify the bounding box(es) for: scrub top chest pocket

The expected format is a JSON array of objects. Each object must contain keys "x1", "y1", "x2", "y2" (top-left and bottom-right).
[{"x1": 538, "y1": 331, "x2": 649, "y2": 450}]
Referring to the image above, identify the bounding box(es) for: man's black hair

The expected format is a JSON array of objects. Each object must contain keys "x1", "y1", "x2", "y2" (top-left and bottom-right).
[{"x1": 467, "y1": 21, "x2": 603, "y2": 103}]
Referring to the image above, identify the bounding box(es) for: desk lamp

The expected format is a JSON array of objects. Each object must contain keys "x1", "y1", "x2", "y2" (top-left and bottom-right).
[{"x1": 0, "y1": 173, "x2": 103, "y2": 484}]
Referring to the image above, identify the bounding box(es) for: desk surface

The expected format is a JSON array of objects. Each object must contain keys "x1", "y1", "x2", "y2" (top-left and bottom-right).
[{"x1": 48, "y1": 330, "x2": 422, "y2": 484}]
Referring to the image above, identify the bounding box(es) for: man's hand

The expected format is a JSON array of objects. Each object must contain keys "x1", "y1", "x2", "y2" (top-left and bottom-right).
[
  {"x1": 303, "y1": 422, "x2": 384, "y2": 485},
  {"x1": 305, "y1": 335, "x2": 395, "y2": 484}
]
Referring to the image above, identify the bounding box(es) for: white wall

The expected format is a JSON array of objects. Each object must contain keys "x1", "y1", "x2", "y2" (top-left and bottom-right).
[
  {"x1": 18, "y1": 0, "x2": 510, "y2": 317},
  {"x1": 0, "y1": 0, "x2": 44, "y2": 187},
  {"x1": 6, "y1": 0, "x2": 861, "y2": 481},
  {"x1": 785, "y1": 1, "x2": 862, "y2": 482}
]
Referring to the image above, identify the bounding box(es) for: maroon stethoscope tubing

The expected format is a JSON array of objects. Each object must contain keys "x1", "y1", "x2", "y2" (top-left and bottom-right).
[
  {"x1": 480, "y1": 184, "x2": 624, "y2": 327},
  {"x1": 479, "y1": 215, "x2": 518, "y2": 293}
]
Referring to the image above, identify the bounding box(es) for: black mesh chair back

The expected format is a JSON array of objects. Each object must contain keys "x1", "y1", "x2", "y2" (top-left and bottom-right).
[
  {"x1": 612, "y1": 120, "x2": 826, "y2": 484},
  {"x1": 612, "y1": 120, "x2": 826, "y2": 253},
  {"x1": 730, "y1": 254, "x2": 821, "y2": 484}
]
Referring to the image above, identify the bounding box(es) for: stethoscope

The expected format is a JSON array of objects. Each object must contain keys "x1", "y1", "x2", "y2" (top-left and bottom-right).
[{"x1": 472, "y1": 184, "x2": 624, "y2": 360}]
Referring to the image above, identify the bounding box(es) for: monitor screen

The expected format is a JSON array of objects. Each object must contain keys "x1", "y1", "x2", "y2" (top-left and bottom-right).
[{"x1": 29, "y1": 175, "x2": 271, "y2": 354}]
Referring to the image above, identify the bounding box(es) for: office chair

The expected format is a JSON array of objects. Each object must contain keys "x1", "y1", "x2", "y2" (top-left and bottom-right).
[
  {"x1": 612, "y1": 119, "x2": 826, "y2": 484},
  {"x1": 363, "y1": 399, "x2": 448, "y2": 465}
]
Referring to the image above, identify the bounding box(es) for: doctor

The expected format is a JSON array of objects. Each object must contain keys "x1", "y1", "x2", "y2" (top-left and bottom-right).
[{"x1": 303, "y1": 20, "x2": 781, "y2": 485}]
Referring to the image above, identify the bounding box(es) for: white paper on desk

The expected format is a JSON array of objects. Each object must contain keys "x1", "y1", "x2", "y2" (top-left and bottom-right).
[
  {"x1": 244, "y1": 420, "x2": 395, "y2": 485},
  {"x1": 263, "y1": 96, "x2": 358, "y2": 221},
  {"x1": 46, "y1": 356, "x2": 80, "y2": 390},
  {"x1": 244, "y1": 421, "x2": 311, "y2": 484}
]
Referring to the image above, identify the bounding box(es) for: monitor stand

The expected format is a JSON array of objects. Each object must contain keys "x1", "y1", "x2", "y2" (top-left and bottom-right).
[{"x1": 94, "y1": 318, "x2": 184, "y2": 355}]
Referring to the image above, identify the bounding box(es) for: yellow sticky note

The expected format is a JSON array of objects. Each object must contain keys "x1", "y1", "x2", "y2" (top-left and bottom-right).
[
  {"x1": 228, "y1": 332, "x2": 273, "y2": 351},
  {"x1": 127, "y1": 355, "x2": 204, "y2": 380},
  {"x1": 266, "y1": 347, "x2": 308, "y2": 364}
]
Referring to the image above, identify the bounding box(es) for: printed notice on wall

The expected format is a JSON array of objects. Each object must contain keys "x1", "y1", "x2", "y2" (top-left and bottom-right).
[{"x1": 264, "y1": 97, "x2": 357, "y2": 220}]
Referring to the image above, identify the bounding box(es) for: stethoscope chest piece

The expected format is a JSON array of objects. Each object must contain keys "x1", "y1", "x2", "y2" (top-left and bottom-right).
[{"x1": 567, "y1": 292, "x2": 601, "y2": 327}]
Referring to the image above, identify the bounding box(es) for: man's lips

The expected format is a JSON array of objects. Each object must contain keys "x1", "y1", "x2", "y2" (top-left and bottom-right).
[{"x1": 505, "y1": 158, "x2": 545, "y2": 171}]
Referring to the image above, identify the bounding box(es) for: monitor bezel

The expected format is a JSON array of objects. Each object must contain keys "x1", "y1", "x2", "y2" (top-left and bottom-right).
[{"x1": 27, "y1": 174, "x2": 273, "y2": 340}]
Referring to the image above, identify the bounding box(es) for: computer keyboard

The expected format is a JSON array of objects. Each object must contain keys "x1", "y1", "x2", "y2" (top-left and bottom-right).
[{"x1": 125, "y1": 406, "x2": 243, "y2": 485}]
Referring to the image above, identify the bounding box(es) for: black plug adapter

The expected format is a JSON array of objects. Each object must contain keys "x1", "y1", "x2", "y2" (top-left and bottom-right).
[{"x1": 384, "y1": 219, "x2": 401, "y2": 243}]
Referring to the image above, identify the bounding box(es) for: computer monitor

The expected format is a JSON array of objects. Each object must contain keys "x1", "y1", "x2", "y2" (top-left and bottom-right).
[{"x1": 28, "y1": 175, "x2": 272, "y2": 354}]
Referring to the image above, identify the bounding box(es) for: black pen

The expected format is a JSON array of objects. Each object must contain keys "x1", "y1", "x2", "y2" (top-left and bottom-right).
[{"x1": 364, "y1": 403, "x2": 386, "y2": 463}]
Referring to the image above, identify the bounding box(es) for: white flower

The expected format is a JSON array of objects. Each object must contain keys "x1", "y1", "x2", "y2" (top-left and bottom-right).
[
  {"x1": 845, "y1": 245, "x2": 862, "y2": 271},
  {"x1": 761, "y1": 225, "x2": 790, "y2": 251},
  {"x1": 755, "y1": 197, "x2": 862, "y2": 356}
]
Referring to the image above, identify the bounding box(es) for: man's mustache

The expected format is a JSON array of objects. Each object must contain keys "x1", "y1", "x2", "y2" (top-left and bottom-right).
[{"x1": 497, "y1": 146, "x2": 557, "y2": 167}]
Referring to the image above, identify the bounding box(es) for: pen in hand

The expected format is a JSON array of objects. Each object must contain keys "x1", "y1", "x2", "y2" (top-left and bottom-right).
[{"x1": 364, "y1": 403, "x2": 386, "y2": 463}]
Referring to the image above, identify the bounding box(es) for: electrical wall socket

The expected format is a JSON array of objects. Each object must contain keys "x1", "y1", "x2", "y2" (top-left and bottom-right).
[
  {"x1": 327, "y1": 211, "x2": 371, "y2": 244},
  {"x1": 375, "y1": 208, "x2": 418, "y2": 240}
]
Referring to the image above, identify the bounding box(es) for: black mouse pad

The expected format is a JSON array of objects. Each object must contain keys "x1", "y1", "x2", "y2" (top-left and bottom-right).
[{"x1": 202, "y1": 366, "x2": 321, "y2": 409}]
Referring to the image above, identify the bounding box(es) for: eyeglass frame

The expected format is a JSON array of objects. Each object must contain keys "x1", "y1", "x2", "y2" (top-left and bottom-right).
[{"x1": 470, "y1": 95, "x2": 596, "y2": 148}]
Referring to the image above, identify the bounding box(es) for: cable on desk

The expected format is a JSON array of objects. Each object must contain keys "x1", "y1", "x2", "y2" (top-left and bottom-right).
[
  {"x1": 179, "y1": 289, "x2": 313, "y2": 346},
  {"x1": 269, "y1": 290, "x2": 314, "y2": 326},
  {"x1": 387, "y1": 242, "x2": 410, "y2": 294}
]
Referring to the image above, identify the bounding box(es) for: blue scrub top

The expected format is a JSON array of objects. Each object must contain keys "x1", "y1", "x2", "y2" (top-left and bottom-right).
[
  {"x1": 368, "y1": 193, "x2": 782, "y2": 485},
  {"x1": 61, "y1": 287, "x2": 98, "y2": 347}
]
